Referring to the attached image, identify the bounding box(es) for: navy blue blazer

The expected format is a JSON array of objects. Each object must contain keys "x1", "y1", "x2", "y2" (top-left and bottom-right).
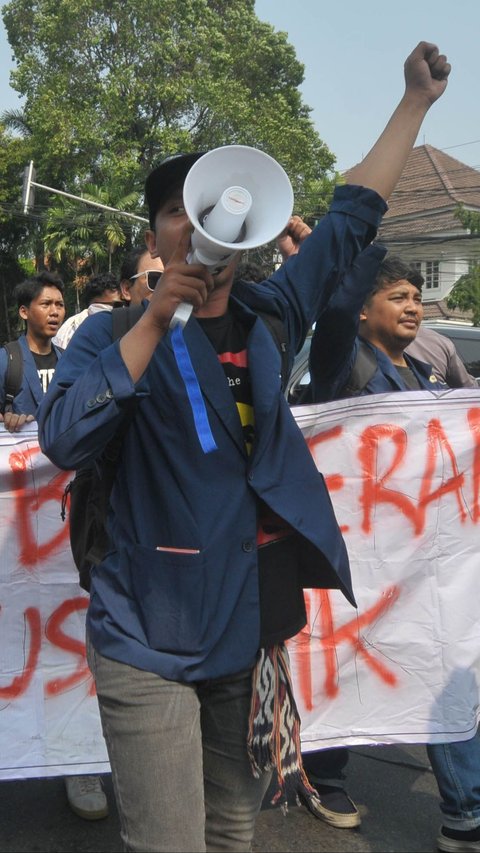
[
  {"x1": 37, "y1": 184, "x2": 388, "y2": 682},
  {"x1": 0, "y1": 334, "x2": 64, "y2": 416}
]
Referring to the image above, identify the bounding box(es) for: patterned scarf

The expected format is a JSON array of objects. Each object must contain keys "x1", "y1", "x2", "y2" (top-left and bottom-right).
[{"x1": 247, "y1": 643, "x2": 325, "y2": 817}]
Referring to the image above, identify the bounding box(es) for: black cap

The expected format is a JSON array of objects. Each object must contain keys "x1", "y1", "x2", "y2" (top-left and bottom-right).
[{"x1": 144, "y1": 152, "x2": 206, "y2": 229}]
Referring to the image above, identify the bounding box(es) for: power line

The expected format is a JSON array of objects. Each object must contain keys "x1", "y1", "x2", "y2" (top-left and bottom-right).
[{"x1": 441, "y1": 139, "x2": 480, "y2": 153}]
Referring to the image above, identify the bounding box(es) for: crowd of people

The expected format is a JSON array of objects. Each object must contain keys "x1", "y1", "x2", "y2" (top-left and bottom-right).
[{"x1": 1, "y1": 38, "x2": 479, "y2": 853}]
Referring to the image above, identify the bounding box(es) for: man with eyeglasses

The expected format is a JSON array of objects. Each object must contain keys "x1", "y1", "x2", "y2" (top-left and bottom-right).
[{"x1": 119, "y1": 246, "x2": 164, "y2": 304}]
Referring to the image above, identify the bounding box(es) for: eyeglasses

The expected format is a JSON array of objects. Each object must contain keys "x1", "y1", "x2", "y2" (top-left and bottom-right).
[{"x1": 129, "y1": 269, "x2": 163, "y2": 292}]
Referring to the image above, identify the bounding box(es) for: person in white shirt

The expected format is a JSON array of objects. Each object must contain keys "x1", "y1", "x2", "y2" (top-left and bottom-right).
[{"x1": 54, "y1": 272, "x2": 124, "y2": 350}]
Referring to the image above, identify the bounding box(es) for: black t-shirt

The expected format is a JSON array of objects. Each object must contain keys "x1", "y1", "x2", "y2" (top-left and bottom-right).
[
  {"x1": 198, "y1": 311, "x2": 307, "y2": 646},
  {"x1": 32, "y1": 349, "x2": 58, "y2": 394},
  {"x1": 396, "y1": 364, "x2": 422, "y2": 390},
  {"x1": 197, "y1": 312, "x2": 255, "y2": 453}
]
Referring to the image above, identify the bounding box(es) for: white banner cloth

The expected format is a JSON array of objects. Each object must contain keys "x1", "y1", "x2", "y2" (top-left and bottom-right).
[
  {"x1": 290, "y1": 389, "x2": 480, "y2": 753},
  {"x1": 0, "y1": 427, "x2": 109, "y2": 780},
  {"x1": 1, "y1": 388, "x2": 479, "y2": 777}
]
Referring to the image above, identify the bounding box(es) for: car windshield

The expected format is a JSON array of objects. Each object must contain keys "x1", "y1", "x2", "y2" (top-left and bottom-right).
[
  {"x1": 426, "y1": 325, "x2": 480, "y2": 378},
  {"x1": 445, "y1": 335, "x2": 480, "y2": 377}
]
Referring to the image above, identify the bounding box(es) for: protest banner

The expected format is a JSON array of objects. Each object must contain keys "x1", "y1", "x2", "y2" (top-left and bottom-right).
[
  {"x1": 290, "y1": 388, "x2": 480, "y2": 753},
  {"x1": 1, "y1": 388, "x2": 479, "y2": 778},
  {"x1": 0, "y1": 431, "x2": 109, "y2": 781}
]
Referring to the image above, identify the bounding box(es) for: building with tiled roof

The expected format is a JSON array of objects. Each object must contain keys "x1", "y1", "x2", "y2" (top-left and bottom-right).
[{"x1": 345, "y1": 145, "x2": 480, "y2": 322}]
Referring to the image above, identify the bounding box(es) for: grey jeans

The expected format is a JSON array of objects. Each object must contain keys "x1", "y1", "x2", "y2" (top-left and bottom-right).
[{"x1": 87, "y1": 636, "x2": 272, "y2": 852}]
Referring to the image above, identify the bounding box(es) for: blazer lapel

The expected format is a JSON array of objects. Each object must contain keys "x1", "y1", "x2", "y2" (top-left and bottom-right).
[
  {"x1": 248, "y1": 317, "x2": 284, "y2": 461},
  {"x1": 375, "y1": 349, "x2": 408, "y2": 391}
]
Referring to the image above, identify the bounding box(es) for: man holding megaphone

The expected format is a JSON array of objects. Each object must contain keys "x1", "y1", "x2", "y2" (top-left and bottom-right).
[{"x1": 38, "y1": 42, "x2": 450, "y2": 853}]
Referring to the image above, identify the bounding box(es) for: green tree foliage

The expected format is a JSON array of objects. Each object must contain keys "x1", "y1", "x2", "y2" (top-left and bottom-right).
[
  {"x1": 447, "y1": 265, "x2": 480, "y2": 326},
  {"x1": 447, "y1": 206, "x2": 480, "y2": 325},
  {"x1": 44, "y1": 185, "x2": 143, "y2": 271},
  {"x1": 43, "y1": 183, "x2": 144, "y2": 309},
  {"x1": 0, "y1": 123, "x2": 36, "y2": 342},
  {"x1": 0, "y1": 125, "x2": 30, "y2": 245},
  {"x1": 454, "y1": 205, "x2": 480, "y2": 236},
  {"x1": 2, "y1": 0, "x2": 336, "y2": 218}
]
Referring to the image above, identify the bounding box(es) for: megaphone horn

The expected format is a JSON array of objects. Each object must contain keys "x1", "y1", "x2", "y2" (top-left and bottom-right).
[{"x1": 169, "y1": 145, "x2": 294, "y2": 328}]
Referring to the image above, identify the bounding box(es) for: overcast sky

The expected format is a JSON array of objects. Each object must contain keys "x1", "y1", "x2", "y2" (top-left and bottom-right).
[{"x1": 1, "y1": 1, "x2": 479, "y2": 172}]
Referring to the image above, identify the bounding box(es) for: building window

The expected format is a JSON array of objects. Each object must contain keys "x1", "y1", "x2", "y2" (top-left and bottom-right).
[{"x1": 425, "y1": 261, "x2": 440, "y2": 289}]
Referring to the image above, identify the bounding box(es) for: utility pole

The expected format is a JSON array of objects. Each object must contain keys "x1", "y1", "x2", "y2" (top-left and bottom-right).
[{"x1": 21, "y1": 161, "x2": 149, "y2": 223}]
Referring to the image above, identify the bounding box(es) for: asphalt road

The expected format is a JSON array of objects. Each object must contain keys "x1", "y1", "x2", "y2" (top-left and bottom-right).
[{"x1": 0, "y1": 744, "x2": 442, "y2": 853}]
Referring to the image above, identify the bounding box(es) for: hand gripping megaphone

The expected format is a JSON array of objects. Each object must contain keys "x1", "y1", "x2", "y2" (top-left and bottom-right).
[{"x1": 170, "y1": 145, "x2": 294, "y2": 328}]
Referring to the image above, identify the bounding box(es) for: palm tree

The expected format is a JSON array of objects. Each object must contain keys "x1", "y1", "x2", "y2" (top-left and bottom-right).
[
  {"x1": 0, "y1": 109, "x2": 32, "y2": 137},
  {"x1": 44, "y1": 183, "x2": 143, "y2": 308}
]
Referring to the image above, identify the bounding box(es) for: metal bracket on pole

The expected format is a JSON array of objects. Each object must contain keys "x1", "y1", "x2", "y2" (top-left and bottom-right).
[{"x1": 21, "y1": 161, "x2": 149, "y2": 222}]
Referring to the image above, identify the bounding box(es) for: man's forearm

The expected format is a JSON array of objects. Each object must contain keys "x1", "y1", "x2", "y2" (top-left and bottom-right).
[
  {"x1": 347, "y1": 93, "x2": 431, "y2": 201},
  {"x1": 347, "y1": 41, "x2": 450, "y2": 201}
]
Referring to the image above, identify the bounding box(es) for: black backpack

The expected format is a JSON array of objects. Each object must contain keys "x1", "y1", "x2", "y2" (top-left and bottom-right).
[
  {"x1": 339, "y1": 339, "x2": 378, "y2": 398},
  {"x1": 289, "y1": 338, "x2": 378, "y2": 405},
  {"x1": 62, "y1": 304, "x2": 290, "y2": 592},
  {"x1": 2, "y1": 340, "x2": 25, "y2": 413},
  {"x1": 2, "y1": 339, "x2": 65, "y2": 413}
]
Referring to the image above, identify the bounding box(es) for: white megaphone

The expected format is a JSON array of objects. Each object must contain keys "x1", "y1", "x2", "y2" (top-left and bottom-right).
[{"x1": 169, "y1": 145, "x2": 294, "y2": 328}]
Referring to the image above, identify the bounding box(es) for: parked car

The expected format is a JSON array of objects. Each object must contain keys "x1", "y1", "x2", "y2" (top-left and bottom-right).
[
  {"x1": 421, "y1": 322, "x2": 480, "y2": 379},
  {"x1": 286, "y1": 322, "x2": 480, "y2": 404}
]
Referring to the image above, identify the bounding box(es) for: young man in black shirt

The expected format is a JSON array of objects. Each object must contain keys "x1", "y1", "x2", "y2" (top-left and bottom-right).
[{"x1": 0, "y1": 272, "x2": 65, "y2": 432}]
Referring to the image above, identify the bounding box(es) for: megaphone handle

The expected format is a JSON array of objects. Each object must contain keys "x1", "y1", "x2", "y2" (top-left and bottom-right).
[
  {"x1": 169, "y1": 302, "x2": 194, "y2": 329},
  {"x1": 168, "y1": 247, "x2": 210, "y2": 328}
]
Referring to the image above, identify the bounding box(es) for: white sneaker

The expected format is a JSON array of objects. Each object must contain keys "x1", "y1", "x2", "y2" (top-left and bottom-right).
[{"x1": 64, "y1": 774, "x2": 109, "y2": 820}]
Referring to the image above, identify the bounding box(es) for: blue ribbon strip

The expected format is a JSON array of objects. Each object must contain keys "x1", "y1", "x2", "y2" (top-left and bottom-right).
[{"x1": 171, "y1": 324, "x2": 218, "y2": 454}]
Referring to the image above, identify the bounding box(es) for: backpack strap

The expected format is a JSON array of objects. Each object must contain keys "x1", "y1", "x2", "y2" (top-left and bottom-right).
[
  {"x1": 340, "y1": 339, "x2": 378, "y2": 398},
  {"x1": 2, "y1": 340, "x2": 24, "y2": 413},
  {"x1": 111, "y1": 303, "x2": 146, "y2": 340},
  {"x1": 63, "y1": 305, "x2": 147, "y2": 592},
  {"x1": 109, "y1": 303, "x2": 146, "y2": 428},
  {"x1": 256, "y1": 310, "x2": 290, "y2": 392}
]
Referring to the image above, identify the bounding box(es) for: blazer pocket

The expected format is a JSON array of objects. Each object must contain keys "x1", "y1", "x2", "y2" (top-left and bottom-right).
[{"x1": 130, "y1": 544, "x2": 209, "y2": 655}]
